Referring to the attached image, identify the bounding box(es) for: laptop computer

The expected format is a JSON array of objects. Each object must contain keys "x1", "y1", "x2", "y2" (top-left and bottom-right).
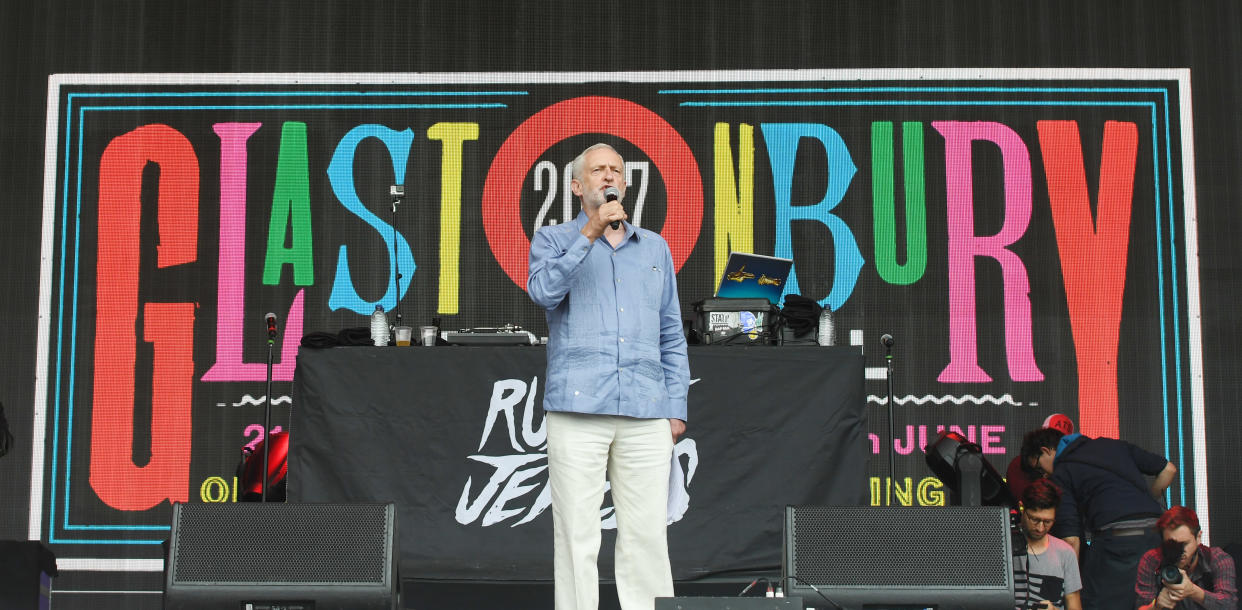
[{"x1": 714, "y1": 251, "x2": 794, "y2": 305}]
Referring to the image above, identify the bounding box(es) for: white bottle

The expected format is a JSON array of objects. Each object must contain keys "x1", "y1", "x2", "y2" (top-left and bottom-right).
[
  {"x1": 817, "y1": 305, "x2": 835, "y2": 346},
  {"x1": 370, "y1": 305, "x2": 390, "y2": 346}
]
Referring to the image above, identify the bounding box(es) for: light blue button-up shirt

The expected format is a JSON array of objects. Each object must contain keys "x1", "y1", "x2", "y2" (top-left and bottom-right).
[{"x1": 527, "y1": 211, "x2": 690, "y2": 421}]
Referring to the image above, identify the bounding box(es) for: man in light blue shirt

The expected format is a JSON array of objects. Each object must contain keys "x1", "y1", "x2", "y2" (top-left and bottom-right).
[{"x1": 527, "y1": 143, "x2": 690, "y2": 610}]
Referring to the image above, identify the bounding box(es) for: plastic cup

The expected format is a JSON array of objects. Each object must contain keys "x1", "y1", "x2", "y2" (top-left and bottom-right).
[
  {"x1": 420, "y1": 326, "x2": 438, "y2": 347},
  {"x1": 393, "y1": 326, "x2": 413, "y2": 346}
]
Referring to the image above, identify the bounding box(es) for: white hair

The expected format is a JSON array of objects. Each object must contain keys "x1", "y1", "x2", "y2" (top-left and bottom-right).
[{"x1": 570, "y1": 143, "x2": 623, "y2": 181}]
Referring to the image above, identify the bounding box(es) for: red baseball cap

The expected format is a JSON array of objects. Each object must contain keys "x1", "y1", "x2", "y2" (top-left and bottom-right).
[{"x1": 1042, "y1": 413, "x2": 1075, "y2": 435}]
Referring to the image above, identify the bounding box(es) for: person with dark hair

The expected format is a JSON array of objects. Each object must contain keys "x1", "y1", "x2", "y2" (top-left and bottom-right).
[
  {"x1": 1008, "y1": 414, "x2": 1076, "y2": 501},
  {"x1": 1135, "y1": 506, "x2": 1237, "y2": 609},
  {"x1": 528, "y1": 143, "x2": 690, "y2": 610},
  {"x1": 1020, "y1": 427, "x2": 1177, "y2": 610},
  {"x1": 1014, "y1": 478, "x2": 1083, "y2": 609}
]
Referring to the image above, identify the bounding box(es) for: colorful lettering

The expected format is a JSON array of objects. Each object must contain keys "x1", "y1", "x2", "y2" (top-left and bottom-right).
[
  {"x1": 872, "y1": 121, "x2": 928, "y2": 285},
  {"x1": 934, "y1": 121, "x2": 1043, "y2": 383},
  {"x1": 202, "y1": 123, "x2": 302, "y2": 382},
  {"x1": 326, "y1": 124, "x2": 417, "y2": 314},
  {"x1": 870, "y1": 477, "x2": 947, "y2": 507},
  {"x1": 427, "y1": 122, "x2": 479, "y2": 315},
  {"x1": 761, "y1": 123, "x2": 863, "y2": 310},
  {"x1": 713, "y1": 123, "x2": 755, "y2": 282},
  {"x1": 262, "y1": 121, "x2": 314, "y2": 286},
  {"x1": 1037, "y1": 120, "x2": 1138, "y2": 438},
  {"x1": 91, "y1": 124, "x2": 196, "y2": 510}
]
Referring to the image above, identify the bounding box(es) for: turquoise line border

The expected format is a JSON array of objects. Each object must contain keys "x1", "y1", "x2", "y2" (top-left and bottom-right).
[
  {"x1": 73, "y1": 90, "x2": 529, "y2": 98},
  {"x1": 85, "y1": 102, "x2": 507, "y2": 111},
  {"x1": 659, "y1": 86, "x2": 1170, "y2": 95},
  {"x1": 48, "y1": 85, "x2": 1188, "y2": 544},
  {"x1": 1158, "y1": 90, "x2": 1185, "y2": 496},
  {"x1": 677, "y1": 99, "x2": 1148, "y2": 107}
]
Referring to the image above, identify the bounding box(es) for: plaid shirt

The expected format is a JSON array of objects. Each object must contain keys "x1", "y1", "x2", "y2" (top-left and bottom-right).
[{"x1": 1135, "y1": 544, "x2": 1237, "y2": 609}]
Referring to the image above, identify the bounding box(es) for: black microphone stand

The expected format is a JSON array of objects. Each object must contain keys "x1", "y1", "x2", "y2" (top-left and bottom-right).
[
  {"x1": 883, "y1": 335, "x2": 896, "y2": 496},
  {"x1": 261, "y1": 321, "x2": 277, "y2": 502},
  {"x1": 390, "y1": 186, "x2": 404, "y2": 327}
]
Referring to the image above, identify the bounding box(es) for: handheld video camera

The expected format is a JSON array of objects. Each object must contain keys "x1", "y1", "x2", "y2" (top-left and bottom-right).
[{"x1": 1159, "y1": 538, "x2": 1185, "y2": 585}]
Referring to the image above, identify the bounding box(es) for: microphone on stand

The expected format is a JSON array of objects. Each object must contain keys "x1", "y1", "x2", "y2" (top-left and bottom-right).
[
  {"x1": 390, "y1": 184, "x2": 405, "y2": 324},
  {"x1": 390, "y1": 184, "x2": 404, "y2": 212},
  {"x1": 605, "y1": 186, "x2": 622, "y2": 229},
  {"x1": 881, "y1": 332, "x2": 897, "y2": 494},
  {"x1": 260, "y1": 311, "x2": 281, "y2": 501}
]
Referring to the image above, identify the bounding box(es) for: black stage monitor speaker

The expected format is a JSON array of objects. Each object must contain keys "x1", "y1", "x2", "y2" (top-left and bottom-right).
[
  {"x1": 164, "y1": 502, "x2": 398, "y2": 609},
  {"x1": 656, "y1": 598, "x2": 803, "y2": 609},
  {"x1": 783, "y1": 505, "x2": 1013, "y2": 610}
]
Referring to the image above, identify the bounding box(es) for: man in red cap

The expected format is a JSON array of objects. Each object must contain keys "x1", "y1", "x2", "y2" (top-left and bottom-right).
[{"x1": 1007, "y1": 414, "x2": 1075, "y2": 502}]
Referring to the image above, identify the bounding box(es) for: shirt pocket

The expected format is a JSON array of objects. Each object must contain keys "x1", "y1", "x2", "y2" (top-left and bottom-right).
[{"x1": 642, "y1": 263, "x2": 664, "y2": 311}]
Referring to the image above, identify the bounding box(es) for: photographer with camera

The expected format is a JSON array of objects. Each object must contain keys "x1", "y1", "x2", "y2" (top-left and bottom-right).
[
  {"x1": 1014, "y1": 479, "x2": 1083, "y2": 610},
  {"x1": 1135, "y1": 506, "x2": 1236, "y2": 609}
]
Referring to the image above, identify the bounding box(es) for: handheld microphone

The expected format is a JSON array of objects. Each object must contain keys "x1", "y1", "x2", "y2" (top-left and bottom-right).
[
  {"x1": 881, "y1": 333, "x2": 894, "y2": 348},
  {"x1": 265, "y1": 312, "x2": 278, "y2": 340},
  {"x1": 604, "y1": 186, "x2": 622, "y2": 229}
]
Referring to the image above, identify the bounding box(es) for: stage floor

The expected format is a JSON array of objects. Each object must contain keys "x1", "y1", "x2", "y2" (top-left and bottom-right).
[
  {"x1": 43, "y1": 574, "x2": 775, "y2": 609},
  {"x1": 404, "y1": 576, "x2": 774, "y2": 609}
]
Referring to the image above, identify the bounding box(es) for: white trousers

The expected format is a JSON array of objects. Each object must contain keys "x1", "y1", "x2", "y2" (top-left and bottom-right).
[{"x1": 545, "y1": 411, "x2": 674, "y2": 610}]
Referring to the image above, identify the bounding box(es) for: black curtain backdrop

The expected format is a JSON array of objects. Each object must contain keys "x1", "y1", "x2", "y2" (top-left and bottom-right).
[
  {"x1": 289, "y1": 346, "x2": 866, "y2": 581},
  {"x1": 3, "y1": 2, "x2": 1242, "y2": 608}
]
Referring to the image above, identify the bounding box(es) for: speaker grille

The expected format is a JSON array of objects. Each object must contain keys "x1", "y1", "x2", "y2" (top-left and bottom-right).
[
  {"x1": 172, "y1": 503, "x2": 390, "y2": 584},
  {"x1": 790, "y1": 506, "x2": 1009, "y2": 588}
]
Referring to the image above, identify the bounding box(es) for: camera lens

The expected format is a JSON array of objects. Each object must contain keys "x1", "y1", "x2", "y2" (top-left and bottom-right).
[{"x1": 1160, "y1": 565, "x2": 1183, "y2": 585}]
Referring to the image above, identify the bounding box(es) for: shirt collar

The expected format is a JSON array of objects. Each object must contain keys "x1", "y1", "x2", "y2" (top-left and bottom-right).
[
  {"x1": 1054, "y1": 432, "x2": 1083, "y2": 459},
  {"x1": 1189, "y1": 545, "x2": 1213, "y2": 579}
]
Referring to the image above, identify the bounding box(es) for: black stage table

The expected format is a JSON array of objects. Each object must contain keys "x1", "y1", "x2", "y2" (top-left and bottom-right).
[{"x1": 289, "y1": 345, "x2": 865, "y2": 582}]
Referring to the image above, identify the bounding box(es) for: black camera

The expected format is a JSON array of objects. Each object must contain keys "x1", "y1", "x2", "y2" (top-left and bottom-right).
[
  {"x1": 1159, "y1": 538, "x2": 1185, "y2": 585},
  {"x1": 1010, "y1": 509, "x2": 1028, "y2": 557},
  {"x1": 1160, "y1": 564, "x2": 1183, "y2": 585}
]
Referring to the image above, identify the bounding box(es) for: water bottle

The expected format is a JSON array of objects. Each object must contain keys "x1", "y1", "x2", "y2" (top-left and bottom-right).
[
  {"x1": 370, "y1": 304, "x2": 390, "y2": 346},
  {"x1": 817, "y1": 305, "x2": 835, "y2": 346}
]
